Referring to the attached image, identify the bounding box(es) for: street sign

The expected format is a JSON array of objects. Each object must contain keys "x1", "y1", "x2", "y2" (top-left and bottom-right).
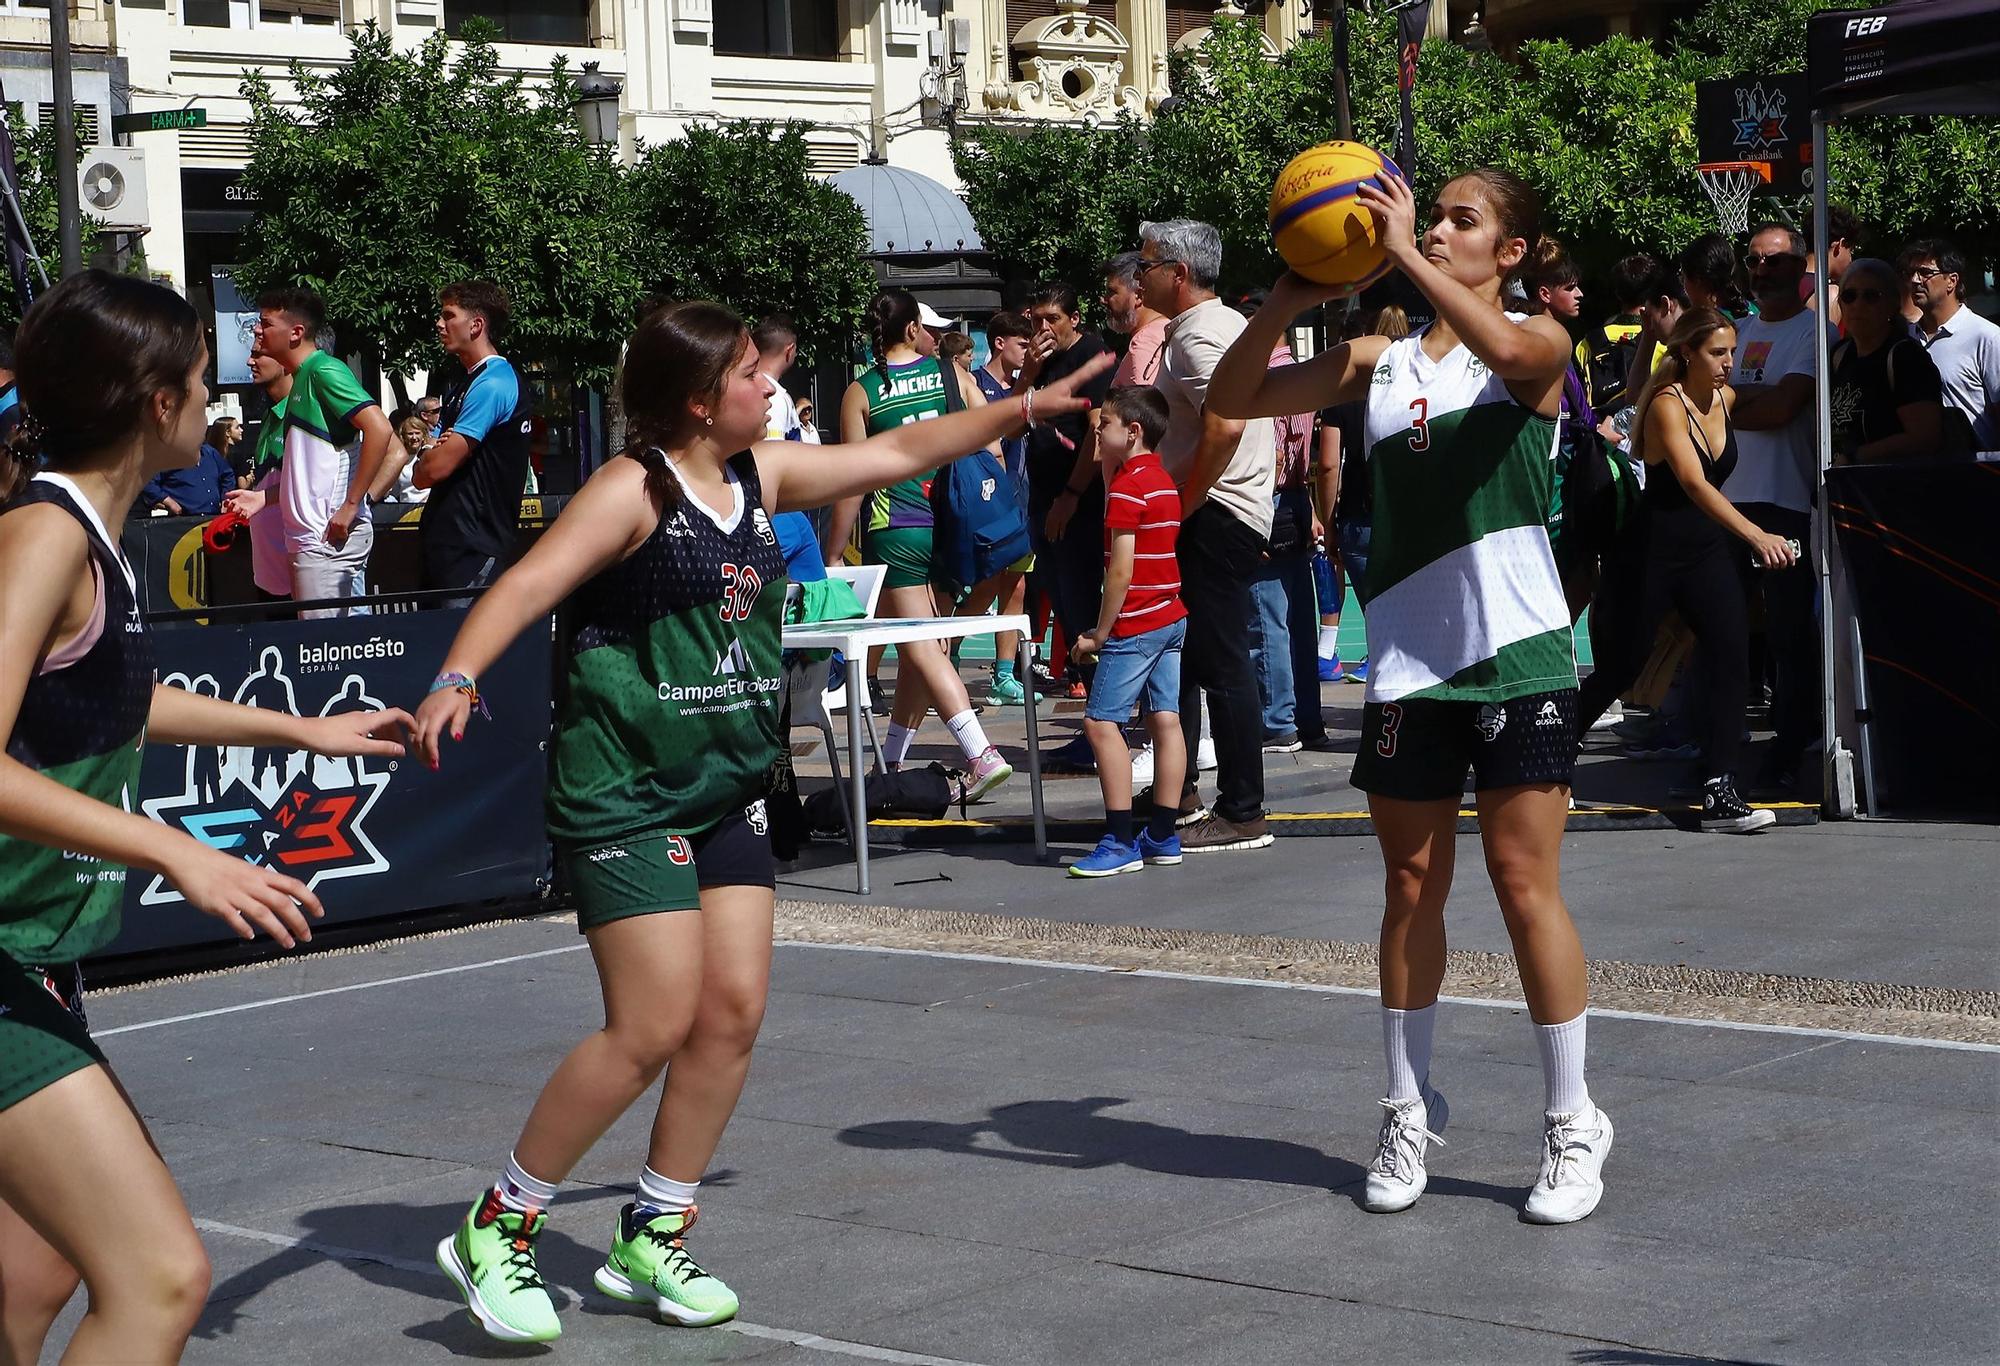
[{"x1": 112, "y1": 108, "x2": 207, "y2": 135}]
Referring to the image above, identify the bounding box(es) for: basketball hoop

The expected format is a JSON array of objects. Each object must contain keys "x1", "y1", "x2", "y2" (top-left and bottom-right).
[{"x1": 1696, "y1": 161, "x2": 1773, "y2": 236}]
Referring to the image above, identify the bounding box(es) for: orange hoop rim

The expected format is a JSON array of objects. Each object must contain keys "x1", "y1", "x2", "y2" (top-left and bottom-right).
[{"x1": 1696, "y1": 160, "x2": 1774, "y2": 182}]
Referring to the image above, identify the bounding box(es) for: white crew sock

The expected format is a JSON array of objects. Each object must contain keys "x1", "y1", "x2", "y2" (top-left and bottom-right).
[
  {"x1": 944, "y1": 708, "x2": 991, "y2": 762},
  {"x1": 1317, "y1": 625, "x2": 1340, "y2": 658},
  {"x1": 1381, "y1": 1004, "x2": 1436, "y2": 1104},
  {"x1": 496, "y1": 1151, "x2": 560, "y2": 1213},
  {"x1": 633, "y1": 1165, "x2": 700, "y2": 1221},
  {"x1": 883, "y1": 721, "x2": 918, "y2": 768},
  {"x1": 1535, "y1": 1011, "x2": 1591, "y2": 1117}
]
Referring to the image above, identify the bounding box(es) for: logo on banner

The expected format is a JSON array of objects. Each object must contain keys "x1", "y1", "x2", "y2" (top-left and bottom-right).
[
  {"x1": 1731, "y1": 82, "x2": 1792, "y2": 156},
  {"x1": 138, "y1": 647, "x2": 391, "y2": 905}
]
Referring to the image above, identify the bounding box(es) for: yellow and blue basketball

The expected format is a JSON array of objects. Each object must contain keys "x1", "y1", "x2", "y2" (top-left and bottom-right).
[{"x1": 1268, "y1": 141, "x2": 1403, "y2": 289}]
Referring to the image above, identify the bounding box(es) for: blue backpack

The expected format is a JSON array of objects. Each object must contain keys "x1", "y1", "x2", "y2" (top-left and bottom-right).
[{"x1": 930, "y1": 364, "x2": 1031, "y2": 593}]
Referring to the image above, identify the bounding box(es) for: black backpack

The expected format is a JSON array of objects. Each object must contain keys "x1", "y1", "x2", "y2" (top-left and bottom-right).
[{"x1": 801, "y1": 763, "x2": 959, "y2": 838}]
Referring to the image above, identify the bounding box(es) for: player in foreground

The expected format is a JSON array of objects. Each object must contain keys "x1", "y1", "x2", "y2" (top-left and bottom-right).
[{"x1": 0, "y1": 270, "x2": 412, "y2": 1363}]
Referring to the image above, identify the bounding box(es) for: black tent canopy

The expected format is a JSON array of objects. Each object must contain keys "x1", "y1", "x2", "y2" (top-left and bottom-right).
[{"x1": 1803, "y1": 0, "x2": 2000, "y2": 816}]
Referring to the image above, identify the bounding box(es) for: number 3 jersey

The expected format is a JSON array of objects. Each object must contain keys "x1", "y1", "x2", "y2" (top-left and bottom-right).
[
  {"x1": 547, "y1": 451, "x2": 788, "y2": 845},
  {"x1": 1360, "y1": 321, "x2": 1575, "y2": 705}
]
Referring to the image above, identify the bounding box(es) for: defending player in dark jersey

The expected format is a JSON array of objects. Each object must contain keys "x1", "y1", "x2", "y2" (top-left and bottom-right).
[{"x1": 414, "y1": 300, "x2": 1111, "y2": 1345}]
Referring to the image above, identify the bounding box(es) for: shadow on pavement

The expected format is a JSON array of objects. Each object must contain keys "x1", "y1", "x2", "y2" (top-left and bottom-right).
[{"x1": 837, "y1": 1095, "x2": 1517, "y2": 1212}]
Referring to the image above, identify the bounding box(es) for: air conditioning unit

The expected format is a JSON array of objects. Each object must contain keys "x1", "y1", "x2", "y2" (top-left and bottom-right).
[{"x1": 77, "y1": 147, "x2": 150, "y2": 234}]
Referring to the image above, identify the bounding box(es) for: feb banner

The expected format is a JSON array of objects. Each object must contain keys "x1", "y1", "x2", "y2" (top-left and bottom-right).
[
  {"x1": 1396, "y1": 0, "x2": 1431, "y2": 182},
  {"x1": 101, "y1": 607, "x2": 554, "y2": 958}
]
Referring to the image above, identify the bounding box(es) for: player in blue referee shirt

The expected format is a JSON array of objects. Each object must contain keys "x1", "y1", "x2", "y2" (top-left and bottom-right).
[{"x1": 416, "y1": 280, "x2": 534, "y2": 594}]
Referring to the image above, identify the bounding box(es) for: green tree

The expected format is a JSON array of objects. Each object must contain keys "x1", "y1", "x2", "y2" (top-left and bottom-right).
[
  {"x1": 235, "y1": 22, "x2": 641, "y2": 388},
  {"x1": 624, "y1": 121, "x2": 874, "y2": 364},
  {"x1": 1, "y1": 108, "x2": 85, "y2": 332}
]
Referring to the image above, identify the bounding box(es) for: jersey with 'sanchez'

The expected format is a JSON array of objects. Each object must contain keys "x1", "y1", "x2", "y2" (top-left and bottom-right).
[
  {"x1": 1360, "y1": 320, "x2": 1575, "y2": 704},
  {"x1": 547, "y1": 451, "x2": 787, "y2": 846},
  {"x1": 0, "y1": 475, "x2": 155, "y2": 962}
]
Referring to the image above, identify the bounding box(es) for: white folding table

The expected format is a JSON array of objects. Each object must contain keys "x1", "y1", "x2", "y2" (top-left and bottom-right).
[{"x1": 781, "y1": 613, "x2": 1046, "y2": 894}]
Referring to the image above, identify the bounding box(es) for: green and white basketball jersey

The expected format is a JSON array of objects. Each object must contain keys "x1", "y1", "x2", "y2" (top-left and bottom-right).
[{"x1": 1360, "y1": 321, "x2": 1576, "y2": 704}]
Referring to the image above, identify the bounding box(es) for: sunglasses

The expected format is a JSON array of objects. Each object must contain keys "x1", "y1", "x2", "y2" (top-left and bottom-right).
[
  {"x1": 1839, "y1": 287, "x2": 1886, "y2": 304},
  {"x1": 1744, "y1": 252, "x2": 1804, "y2": 269},
  {"x1": 1908, "y1": 266, "x2": 1953, "y2": 282}
]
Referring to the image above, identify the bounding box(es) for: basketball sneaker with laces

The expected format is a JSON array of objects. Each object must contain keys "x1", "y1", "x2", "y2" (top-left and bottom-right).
[
  {"x1": 1362, "y1": 1087, "x2": 1448, "y2": 1212},
  {"x1": 437, "y1": 1190, "x2": 562, "y2": 1343},
  {"x1": 1523, "y1": 1105, "x2": 1614, "y2": 1224},
  {"x1": 595, "y1": 1203, "x2": 740, "y2": 1326}
]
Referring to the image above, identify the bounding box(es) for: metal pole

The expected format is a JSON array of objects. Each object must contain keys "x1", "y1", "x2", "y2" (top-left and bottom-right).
[
  {"x1": 50, "y1": 0, "x2": 84, "y2": 277},
  {"x1": 1809, "y1": 115, "x2": 1854, "y2": 818},
  {"x1": 1333, "y1": 0, "x2": 1354, "y2": 141}
]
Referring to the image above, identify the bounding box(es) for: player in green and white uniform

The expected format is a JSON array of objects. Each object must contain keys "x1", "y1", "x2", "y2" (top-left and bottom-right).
[
  {"x1": 0, "y1": 271, "x2": 412, "y2": 1364},
  {"x1": 1210, "y1": 167, "x2": 1611, "y2": 1227},
  {"x1": 414, "y1": 300, "x2": 1111, "y2": 1345}
]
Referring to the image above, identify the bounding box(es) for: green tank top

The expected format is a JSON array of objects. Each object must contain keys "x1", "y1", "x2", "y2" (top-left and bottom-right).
[
  {"x1": 0, "y1": 476, "x2": 155, "y2": 963},
  {"x1": 546, "y1": 452, "x2": 789, "y2": 845},
  {"x1": 859, "y1": 358, "x2": 947, "y2": 533}
]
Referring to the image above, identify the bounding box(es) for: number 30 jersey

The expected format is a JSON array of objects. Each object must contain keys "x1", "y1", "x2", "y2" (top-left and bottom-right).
[
  {"x1": 548, "y1": 450, "x2": 788, "y2": 845},
  {"x1": 1360, "y1": 320, "x2": 1575, "y2": 705}
]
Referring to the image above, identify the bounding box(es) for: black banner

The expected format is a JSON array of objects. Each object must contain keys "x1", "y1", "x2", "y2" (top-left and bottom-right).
[
  {"x1": 101, "y1": 608, "x2": 554, "y2": 957},
  {"x1": 1396, "y1": 0, "x2": 1431, "y2": 181},
  {"x1": 1827, "y1": 463, "x2": 2000, "y2": 811},
  {"x1": 1807, "y1": 0, "x2": 2000, "y2": 119}
]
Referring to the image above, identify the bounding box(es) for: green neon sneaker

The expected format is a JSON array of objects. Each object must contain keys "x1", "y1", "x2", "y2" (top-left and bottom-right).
[
  {"x1": 593, "y1": 1203, "x2": 739, "y2": 1327},
  {"x1": 435, "y1": 1190, "x2": 562, "y2": 1343},
  {"x1": 985, "y1": 669, "x2": 1027, "y2": 707}
]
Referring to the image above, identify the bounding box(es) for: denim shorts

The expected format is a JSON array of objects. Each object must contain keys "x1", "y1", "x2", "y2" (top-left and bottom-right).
[{"x1": 1084, "y1": 617, "x2": 1186, "y2": 722}]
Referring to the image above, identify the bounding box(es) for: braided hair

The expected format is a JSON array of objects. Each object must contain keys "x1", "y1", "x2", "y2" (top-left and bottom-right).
[{"x1": 865, "y1": 288, "x2": 921, "y2": 381}]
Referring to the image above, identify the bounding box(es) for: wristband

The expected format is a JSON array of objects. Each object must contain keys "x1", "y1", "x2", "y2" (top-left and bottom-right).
[{"x1": 428, "y1": 671, "x2": 491, "y2": 719}]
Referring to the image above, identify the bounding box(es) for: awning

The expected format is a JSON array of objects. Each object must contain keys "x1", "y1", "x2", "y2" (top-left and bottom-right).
[{"x1": 1807, "y1": 0, "x2": 2000, "y2": 119}]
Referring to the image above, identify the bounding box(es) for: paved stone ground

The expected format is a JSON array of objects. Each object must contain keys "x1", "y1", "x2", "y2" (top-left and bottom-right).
[{"x1": 54, "y1": 911, "x2": 2000, "y2": 1366}]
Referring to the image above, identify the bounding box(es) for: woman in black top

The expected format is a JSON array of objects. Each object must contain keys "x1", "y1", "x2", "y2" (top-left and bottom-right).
[{"x1": 1575, "y1": 309, "x2": 1798, "y2": 832}]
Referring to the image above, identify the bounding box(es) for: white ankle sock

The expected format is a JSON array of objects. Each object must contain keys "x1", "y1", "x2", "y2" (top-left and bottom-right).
[
  {"x1": 1317, "y1": 625, "x2": 1339, "y2": 658},
  {"x1": 633, "y1": 1165, "x2": 700, "y2": 1221},
  {"x1": 1535, "y1": 1011, "x2": 1591, "y2": 1116},
  {"x1": 944, "y1": 709, "x2": 990, "y2": 762},
  {"x1": 1381, "y1": 1004, "x2": 1436, "y2": 1103},
  {"x1": 496, "y1": 1151, "x2": 560, "y2": 1213},
  {"x1": 883, "y1": 721, "x2": 918, "y2": 768}
]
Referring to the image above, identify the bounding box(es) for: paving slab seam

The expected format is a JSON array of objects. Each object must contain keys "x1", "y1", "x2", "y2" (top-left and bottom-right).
[
  {"x1": 771, "y1": 901, "x2": 2000, "y2": 1044},
  {"x1": 189, "y1": 1217, "x2": 994, "y2": 1366},
  {"x1": 1092, "y1": 1259, "x2": 1761, "y2": 1364}
]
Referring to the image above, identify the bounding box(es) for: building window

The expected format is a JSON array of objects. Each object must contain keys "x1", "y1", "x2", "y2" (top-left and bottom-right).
[
  {"x1": 446, "y1": 0, "x2": 590, "y2": 45},
  {"x1": 715, "y1": 0, "x2": 839, "y2": 57},
  {"x1": 36, "y1": 103, "x2": 102, "y2": 144},
  {"x1": 0, "y1": 0, "x2": 53, "y2": 12},
  {"x1": 260, "y1": 0, "x2": 342, "y2": 26},
  {"x1": 1165, "y1": 0, "x2": 1220, "y2": 46}
]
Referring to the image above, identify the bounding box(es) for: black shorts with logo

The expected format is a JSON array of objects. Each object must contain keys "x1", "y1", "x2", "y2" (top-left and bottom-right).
[{"x1": 1353, "y1": 687, "x2": 1577, "y2": 802}]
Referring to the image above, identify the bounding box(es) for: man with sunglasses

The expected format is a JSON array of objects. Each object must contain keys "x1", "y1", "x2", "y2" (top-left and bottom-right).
[
  {"x1": 1903, "y1": 238, "x2": 2000, "y2": 450},
  {"x1": 1723, "y1": 223, "x2": 1826, "y2": 796}
]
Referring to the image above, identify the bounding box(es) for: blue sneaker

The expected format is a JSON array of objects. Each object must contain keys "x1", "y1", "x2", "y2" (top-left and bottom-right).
[
  {"x1": 1069, "y1": 834, "x2": 1142, "y2": 878},
  {"x1": 1346, "y1": 657, "x2": 1369, "y2": 684},
  {"x1": 1137, "y1": 829, "x2": 1182, "y2": 865},
  {"x1": 1317, "y1": 655, "x2": 1344, "y2": 683}
]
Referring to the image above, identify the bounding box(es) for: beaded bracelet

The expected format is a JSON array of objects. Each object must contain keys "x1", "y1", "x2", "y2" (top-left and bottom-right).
[{"x1": 428, "y1": 671, "x2": 491, "y2": 719}]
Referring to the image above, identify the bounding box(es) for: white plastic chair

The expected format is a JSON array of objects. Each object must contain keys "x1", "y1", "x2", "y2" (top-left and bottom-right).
[{"x1": 818, "y1": 562, "x2": 886, "y2": 773}]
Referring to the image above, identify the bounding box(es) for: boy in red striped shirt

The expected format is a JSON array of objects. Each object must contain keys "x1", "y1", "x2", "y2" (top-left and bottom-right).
[{"x1": 1067, "y1": 386, "x2": 1189, "y2": 877}]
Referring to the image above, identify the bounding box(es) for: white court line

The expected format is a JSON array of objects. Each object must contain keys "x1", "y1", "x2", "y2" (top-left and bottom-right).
[
  {"x1": 95, "y1": 944, "x2": 591, "y2": 1037},
  {"x1": 192, "y1": 1218, "x2": 986, "y2": 1366},
  {"x1": 94, "y1": 934, "x2": 1999, "y2": 1055},
  {"x1": 783, "y1": 941, "x2": 2000, "y2": 1055}
]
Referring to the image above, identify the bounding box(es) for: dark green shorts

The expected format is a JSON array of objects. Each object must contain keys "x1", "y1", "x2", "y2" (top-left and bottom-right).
[
  {"x1": 862, "y1": 526, "x2": 936, "y2": 591},
  {"x1": 559, "y1": 805, "x2": 776, "y2": 932},
  {"x1": 0, "y1": 956, "x2": 102, "y2": 1114}
]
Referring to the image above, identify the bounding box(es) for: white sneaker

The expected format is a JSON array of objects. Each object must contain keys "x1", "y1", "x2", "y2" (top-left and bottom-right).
[
  {"x1": 1522, "y1": 1104, "x2": 1613, "y2": 1224},
  {"x1": 1362, "y1": 1088, "x2": 1448, "y2": 1213},
  {"x1": 1588, "y1": 700, "x2": 1625, "y2": 732},
  {"x1": 1196, "y1": 737, "x2": 1218, "y2": 771},
  {"x1": 1130, "y1": 741, "x2": 1155, "y2": 788}
]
